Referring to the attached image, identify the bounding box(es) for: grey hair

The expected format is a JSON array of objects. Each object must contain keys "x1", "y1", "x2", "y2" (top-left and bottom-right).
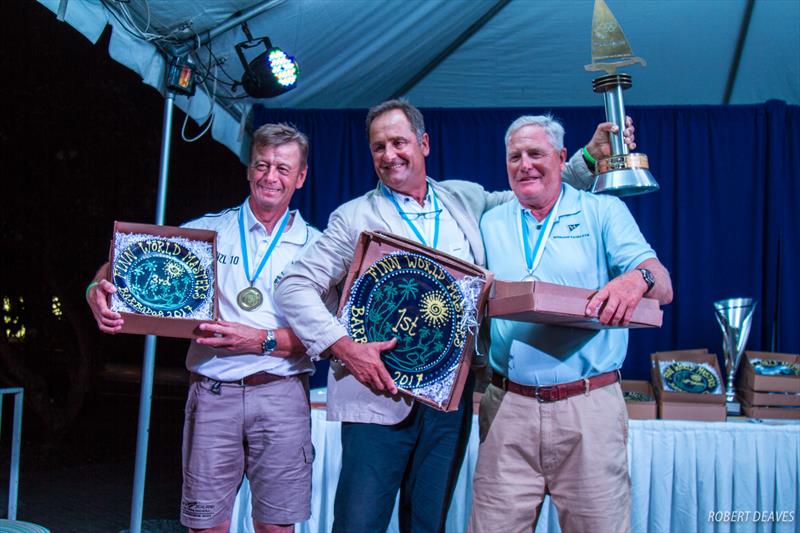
[
  {"x1": 251, "y1": 123, "x2": 310, "y2": 168},
  {"x1": 365, "y1": 98, "x2": 426, "y2": 143},
  {"x1": 504, "y1": 115, "x2": 565, "y2": 152}
]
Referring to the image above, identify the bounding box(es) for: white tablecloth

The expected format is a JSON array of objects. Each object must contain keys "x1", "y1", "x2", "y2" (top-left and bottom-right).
[{"x1": 232, "y1": 410, "x2": 799, "y2": 533}]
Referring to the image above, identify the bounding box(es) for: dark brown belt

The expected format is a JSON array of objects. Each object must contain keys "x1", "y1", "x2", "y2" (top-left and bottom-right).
[
  {"x1": 190, "y1": 371, "x2": 288, "y2": 387},
  {"x1": 491, "y1": 370, "x2": 620, "y2": 402}
]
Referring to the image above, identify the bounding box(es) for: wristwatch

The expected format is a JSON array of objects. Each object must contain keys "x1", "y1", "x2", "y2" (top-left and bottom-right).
[
  {"x1": 638, "y1": 268, "x2": 655, "y2": 296},
  {"x1": 261, "y1": 328, "x2": 277, "y2": 355}
]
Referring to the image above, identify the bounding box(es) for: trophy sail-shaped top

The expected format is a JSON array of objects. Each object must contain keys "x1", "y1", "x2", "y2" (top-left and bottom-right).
[{"x1": 585, "y1": 0, "x2": 646, "y2": 74}]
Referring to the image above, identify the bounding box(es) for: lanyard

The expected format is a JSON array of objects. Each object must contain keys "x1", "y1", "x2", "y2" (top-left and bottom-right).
[
  {"x1": 238, "y1": 199, "x2": 291, "y2": 287},
  {"x1": 382, "y1": 181, "x2": 440, "y2": 248},
  {"x1": 519, "y1": 185, "x2": 563, "y2": 278}
]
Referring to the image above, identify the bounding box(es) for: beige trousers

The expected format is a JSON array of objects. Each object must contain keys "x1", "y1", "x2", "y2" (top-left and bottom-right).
[{"x1": 468, "y1": 382, "x2": 631, "y2": 533}]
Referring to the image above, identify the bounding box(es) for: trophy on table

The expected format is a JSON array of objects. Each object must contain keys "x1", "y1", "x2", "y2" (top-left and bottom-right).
[
  {"x1": 585, "y1": 0, "x2": 659, "y2": 196},
  {"x1": 714, "y1": 298, "x2": 757, "y2": 415}
]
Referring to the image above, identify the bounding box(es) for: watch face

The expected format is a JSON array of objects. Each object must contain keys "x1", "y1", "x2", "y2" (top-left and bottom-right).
[
  {"x1": 640, "y1": 268, "x2": 654, "y2": 288},
  {"x1": 263, "y1": 331, "x2": 278, "y2": 353}
]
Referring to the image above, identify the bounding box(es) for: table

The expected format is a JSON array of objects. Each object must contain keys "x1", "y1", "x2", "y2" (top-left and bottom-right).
[{"x1": 232, "y1": 409, "x2": 799, "y2": 533}]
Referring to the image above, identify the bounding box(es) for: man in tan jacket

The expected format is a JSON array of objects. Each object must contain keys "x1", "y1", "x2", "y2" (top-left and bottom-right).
[{"x1": 274, "y1": 98, "x2": 633, "y2": 532}]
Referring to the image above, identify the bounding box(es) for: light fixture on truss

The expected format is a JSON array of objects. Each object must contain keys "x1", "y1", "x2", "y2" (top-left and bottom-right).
[{"x1": 235, "y1": 32, "x2": 299, "y2": 98}]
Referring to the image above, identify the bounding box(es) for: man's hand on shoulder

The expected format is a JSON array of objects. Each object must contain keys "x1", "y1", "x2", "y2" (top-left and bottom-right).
[{"x1": 330, "y1": 336, "x2": 399, "y2": 395}]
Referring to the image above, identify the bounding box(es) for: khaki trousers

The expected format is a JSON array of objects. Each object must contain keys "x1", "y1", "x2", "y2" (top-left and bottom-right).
[{"x1": 469, "y1": 381, "x2": 631, "y2": 533}]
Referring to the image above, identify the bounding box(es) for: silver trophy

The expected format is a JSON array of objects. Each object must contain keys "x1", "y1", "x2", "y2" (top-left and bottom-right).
[
  {"x1": 714, "y1": 298, "x2": 757, "y2": 415},
  {"x1": 585, "y1": 0, "x2": 659, "y2": 196}
]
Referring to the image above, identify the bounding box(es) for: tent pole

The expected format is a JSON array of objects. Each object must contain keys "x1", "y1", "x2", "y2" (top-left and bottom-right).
[{"x1": 129, "y1": 90, "x2": 175, "y2": 533}]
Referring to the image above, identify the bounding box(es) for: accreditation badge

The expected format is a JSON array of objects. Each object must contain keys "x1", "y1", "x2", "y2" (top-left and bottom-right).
[
  {"x1": 660, "y1": 360, "x2": 722, "y2": 394},
  {"x1": 344, "y1": 252, "x2": 474, "y2": 404},
  {"x1": 111, "y1": 233, "x2": 215, "y2": 320}
]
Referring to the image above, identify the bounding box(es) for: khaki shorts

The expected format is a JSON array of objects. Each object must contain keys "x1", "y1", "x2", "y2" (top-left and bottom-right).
[
  {"x1": 180, "y1": 375, "x2": 313, "y2": 528},
  {"x1": 469, "y1": 381, "x2": 631, "y2": 533}
]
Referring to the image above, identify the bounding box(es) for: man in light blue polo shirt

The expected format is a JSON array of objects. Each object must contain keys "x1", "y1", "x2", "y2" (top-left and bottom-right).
[{"x1": 469, "y1": 115, "x2": 673, "y2": 533}]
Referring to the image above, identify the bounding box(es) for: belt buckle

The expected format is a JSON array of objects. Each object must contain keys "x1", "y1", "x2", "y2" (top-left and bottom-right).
[
  {"x1": 535, "y1": 386, "x2": 554, "y2": 403},
  {"x1": 238, "y1": 377, "x2": 247, "y2": 386}
]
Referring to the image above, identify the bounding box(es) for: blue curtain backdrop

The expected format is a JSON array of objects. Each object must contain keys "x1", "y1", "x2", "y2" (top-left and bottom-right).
[{"x1": 254, "y1": 101, "x2": 799, "y2": 386}]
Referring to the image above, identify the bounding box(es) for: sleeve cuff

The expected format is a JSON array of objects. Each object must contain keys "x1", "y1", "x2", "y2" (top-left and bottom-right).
[{"x1": 306, "y1": 324, "x2": 349, "y2": 360}]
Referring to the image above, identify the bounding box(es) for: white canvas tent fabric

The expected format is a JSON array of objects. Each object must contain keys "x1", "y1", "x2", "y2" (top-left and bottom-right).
[{"x1": 38, "y1": 0, "x2": 800, "y2": 162}]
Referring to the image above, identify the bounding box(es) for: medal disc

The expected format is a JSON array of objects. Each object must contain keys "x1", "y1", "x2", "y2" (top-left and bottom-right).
[
  {"x1": 345, "y1": 252, "x2": 467, "y2": 390},
  {"x1": 237, "y1": 286, "x2": 264, "y2": 311}
]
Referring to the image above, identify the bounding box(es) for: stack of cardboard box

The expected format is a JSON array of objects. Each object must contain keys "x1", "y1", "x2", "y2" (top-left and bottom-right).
[{"x1": 737, "y1": 351, "x2": 800, "y2": 420}]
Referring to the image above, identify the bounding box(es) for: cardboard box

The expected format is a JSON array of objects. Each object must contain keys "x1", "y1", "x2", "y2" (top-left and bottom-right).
[
  {"x1": 488, "y1": 280, "x2": 662, "y2": 329},
  {"x1": 737, "y1": 386, "x2": 800, "y2": 407},
  {"x1": 108, "y1": 221, "x2": 219, "y2": 339},
  {"x1": 651, "y1": 350, "x2": 726, "y2": 421},
  {"x1": 622, "y1": 380, "x2": 657, "y2": 419},
  {"x1": 738, "y1": 351, "x2": 800, "y2": 393},
  {"x1": 740, "y1": 398, "x2": 800, "y2": 420},
  {"x1": 338, "y1": 231, "x2": 493, "y2": 412}
]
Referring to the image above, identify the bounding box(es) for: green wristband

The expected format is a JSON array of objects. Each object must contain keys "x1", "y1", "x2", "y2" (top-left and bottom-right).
[
  {"x1": 582, "y1": 145, "x2": 597, "y2": 166},
  {"x1": 85, "y1": 280, "x2": 101, "y2": 300}
]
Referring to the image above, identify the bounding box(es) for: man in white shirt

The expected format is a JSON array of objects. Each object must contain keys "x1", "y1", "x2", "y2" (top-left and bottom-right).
[{"x1": 86, "y1": 123, "x2": 327, "y2": 533}]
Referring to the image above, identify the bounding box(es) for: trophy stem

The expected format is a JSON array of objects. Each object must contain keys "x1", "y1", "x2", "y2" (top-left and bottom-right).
[
  {"x1": 724, "y1": 329, "x2": 738, "y2": 406},
  {"x1": 590, "y1": 74, "x2": 659, "y2": 196},
  {"x1": 602, "y1": 84, "x2": 628, "y2": 155}
]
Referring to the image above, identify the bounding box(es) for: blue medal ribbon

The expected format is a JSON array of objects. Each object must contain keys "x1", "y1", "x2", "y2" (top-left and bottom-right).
[
  {"x1": 238, "y1": 199, "x2": 291, "y2": 287},
  {"x1": 381, "y1": 181, "x2": 440, "y2": 248},
  {"x1": 519, "y1": 184, "x2": 564, "y2": 279}
]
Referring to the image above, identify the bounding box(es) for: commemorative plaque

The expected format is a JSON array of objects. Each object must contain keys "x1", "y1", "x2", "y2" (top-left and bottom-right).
[
  {"x1": 751, "y1": 358, "x2": 800, "y2": 376},
  {"x1": 339, "y1": 232, "x2": 493, "y2": 411},
  {"x1": 659, "y1": 360, "x2": 722, "y2": 395},
  {"x1": 650, "y1": 349, "x2": 726, "y2": 421},
  {"x1": 108, "y1": 221, "x2": 219, "y2": 338}
]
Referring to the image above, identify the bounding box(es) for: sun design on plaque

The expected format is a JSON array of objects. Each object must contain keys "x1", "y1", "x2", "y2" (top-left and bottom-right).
[
  {"x1": 420, "y1": 291, "x2": 449, "y2": 327},
  {"x1": 165, "y1": 260, "x2": 184, "y2": 278}
]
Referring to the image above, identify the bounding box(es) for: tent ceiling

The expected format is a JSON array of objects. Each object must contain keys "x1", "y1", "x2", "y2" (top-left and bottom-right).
[{"x1": 38, "y1": 0, "x2": 800, "y2": 160}]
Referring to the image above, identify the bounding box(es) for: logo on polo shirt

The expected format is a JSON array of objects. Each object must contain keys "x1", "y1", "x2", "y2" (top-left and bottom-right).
[{"x1": 568, "y1": 223, "x2": 580, "y2": 232}]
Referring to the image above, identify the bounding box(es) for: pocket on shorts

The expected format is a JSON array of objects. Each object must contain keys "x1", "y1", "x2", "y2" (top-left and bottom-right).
[
  {"x1": 184, "y1": 382, "x2": 200, "y2": 417},
  {"x1": 614, "y1": 384, "x2": 629, "y2": 445},
  {"x1": 302, "y1": 442, "x2": 315, "y2": 464},
  {"x1": 478, "y1": 385, "x2": 505, "y2": 443}
]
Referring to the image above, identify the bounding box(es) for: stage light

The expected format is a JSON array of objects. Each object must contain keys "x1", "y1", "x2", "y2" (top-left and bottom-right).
[{"x1": 236, "y1": 37, "x2": 299, "y2": 98}]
